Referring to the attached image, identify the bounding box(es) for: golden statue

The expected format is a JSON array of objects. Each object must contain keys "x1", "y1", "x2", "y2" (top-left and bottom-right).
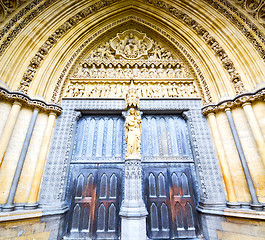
[{"x1": 125, "y1": 108, "x2": 142, "y2": 159}]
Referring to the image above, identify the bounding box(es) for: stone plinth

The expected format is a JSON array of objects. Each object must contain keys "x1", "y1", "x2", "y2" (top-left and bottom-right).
[{"x1": 119, "y1": 159, "x2": 148, "y2": 240}]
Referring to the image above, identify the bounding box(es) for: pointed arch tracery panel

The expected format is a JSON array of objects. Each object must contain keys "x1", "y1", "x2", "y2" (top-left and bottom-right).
[
  {"x1": 141, "y1": 115, "x2": 192, "y2": 161},
  {"x1": 71, "y1": 115, "x2": 125, "y2": 162},
  {"x1": 144, "y1": 166, "x2": 198, "y2": 239},
  {"x1": 65, "y1": 167, "x2": 121, "y2": 239}
]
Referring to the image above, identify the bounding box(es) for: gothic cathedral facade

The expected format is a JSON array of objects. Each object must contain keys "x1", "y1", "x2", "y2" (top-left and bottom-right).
[{"x1": 0, "y1": 1, "x2": 265, "y2": 239}]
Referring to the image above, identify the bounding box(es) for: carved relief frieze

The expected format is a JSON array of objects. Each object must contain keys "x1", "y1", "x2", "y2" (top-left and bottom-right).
[
  {"x1": 62, "y1": 29, "x2": 198, "y2": 100},
  {"x1": 73, "y1": 62, "x2": 190, "y2": 79},
  {"x1": 84, "y1": 29, "x2": 175, "y2": 62},
  {"x1": 54, "y1": 18, "x2": 210, "y2": 104},
  {"x1": 63, "y1": 79, "x2": 199, "y2": 98}
]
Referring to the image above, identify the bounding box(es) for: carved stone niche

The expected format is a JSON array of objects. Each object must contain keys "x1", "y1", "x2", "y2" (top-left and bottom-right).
[{"x1": 110, "y1": 29, "x2": 152, "y2": 59}]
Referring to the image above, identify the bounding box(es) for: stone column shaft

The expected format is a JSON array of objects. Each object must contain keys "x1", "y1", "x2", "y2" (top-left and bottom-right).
[
  {"x1": 26, "y1": 112, "x2": 56, "y2": 208},
  {"x1": 3, "y1": 108, "x2": 39, "y2": 211},
  {"x1": 120, "y1": 159, "x2": 148, "y2": 240},
  {"x1": 242, "y1": 103, "x2": 265, "y2": 167},
  {"x1": 207, "y1": 113, "x2": 237, "y2": 203},
  {"x1": 225, "y1": 109, "x2": 262, "y2": 209},
  {"x1": 0, "y1": 101, "x2": 22, "y2": 167}
]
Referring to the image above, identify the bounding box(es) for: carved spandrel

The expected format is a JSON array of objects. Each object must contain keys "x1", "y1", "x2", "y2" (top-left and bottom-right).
[{"x1": 64, "y1": 81, "x2": 199, "y2": 98}]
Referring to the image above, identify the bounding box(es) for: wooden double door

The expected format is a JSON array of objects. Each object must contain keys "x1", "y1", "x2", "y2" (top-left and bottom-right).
[{"x1": 64, "y1": 114, "x2": 199, "y2": 239}]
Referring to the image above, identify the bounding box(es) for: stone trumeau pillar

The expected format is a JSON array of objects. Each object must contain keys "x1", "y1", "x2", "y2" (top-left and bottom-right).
[{"x1": 120, "y1": 81, "x2": 148, "y2": 240}]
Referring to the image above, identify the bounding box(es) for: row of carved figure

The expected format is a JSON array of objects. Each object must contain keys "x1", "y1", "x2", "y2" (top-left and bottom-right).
[
  {"x1": 65, "y1": 82, "x2": 198, "y2": 98},
  {"x1": 75, "y1": 63, "x2": 190, "y2": 79}
]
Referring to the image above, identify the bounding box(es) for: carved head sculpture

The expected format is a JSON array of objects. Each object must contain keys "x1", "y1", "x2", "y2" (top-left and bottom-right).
[
  {"x1": 129, "y1": 32, "x2": 134, "y2": 39},
  {"x1": 136, "y1": 110, "x2": 140, "y2": 116},
  {"x1": 129, "y1": 108, "x2": 135, "y2": 115}
]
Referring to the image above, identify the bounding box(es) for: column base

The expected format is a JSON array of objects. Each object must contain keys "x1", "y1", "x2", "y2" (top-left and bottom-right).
[
  {"x1": 250, "y1": 204, "x2": 264, "y2": 211},
  {"x1": 120, "y1": 201, "x2": 148, "y2": 217},
  {"x1": 120, "y1": 214, "x2": 148, "y2": 240},
  {"x1": 120, "y1": 200, "x2": 148, "y2": 240},
  {"x1": 226, "y1": 202, "x2": 241, "y2": 208},
  {"x1": 2, "y1": 205, "x2": 15, "y2": 212},
  {"x1": 24, "y1": 203, "x2": 39, "y2": 210}
]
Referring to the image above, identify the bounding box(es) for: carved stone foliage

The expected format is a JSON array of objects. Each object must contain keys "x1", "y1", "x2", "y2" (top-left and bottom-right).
[
  {"x1": 143, "y1": 0, "x2": 247, "y2": 95},
  {"x1": 124, "y1": 160, "x2": 142, "y2": 179},
  {"x1": 0, "y1": 0, "x2": 28, "y2": 22},
  {"x1": 0, "y1": 86, "x2": 62, "y2": 115},
  {"x1": 64, "y1": 80, "x2": 199, "y2": 98},
  {"x1": 17, "y1": 0, "x2": 121, "y2": 93},
  {"x1": 232, "y1": 0, "x2": 265, "y2": 25}
]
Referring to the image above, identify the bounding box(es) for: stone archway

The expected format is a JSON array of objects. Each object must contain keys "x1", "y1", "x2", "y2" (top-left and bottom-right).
[{"x1": 52, "y1": 29, "x2": 223, "y2": 239}]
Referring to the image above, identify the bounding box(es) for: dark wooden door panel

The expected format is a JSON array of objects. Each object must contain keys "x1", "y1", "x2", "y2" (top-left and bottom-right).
[
  {"x1": 66, "y1": 168, "x2": 97, "y2": 238},
  {"x1": 168, "y1": 167, "x2": 197, "y2": 238},
  {"x1": 95, "y1": 168, "x2": 121, "y2": 239},
  {"x1": 144, "y1": 166, "x2": 198, "y2": 239},
  {"x1": 65, "y1": 167, "x2": 121, "y2": 239},
  {"x1": 144, "y1": 168, "x2": 171, "y2": 239}
]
